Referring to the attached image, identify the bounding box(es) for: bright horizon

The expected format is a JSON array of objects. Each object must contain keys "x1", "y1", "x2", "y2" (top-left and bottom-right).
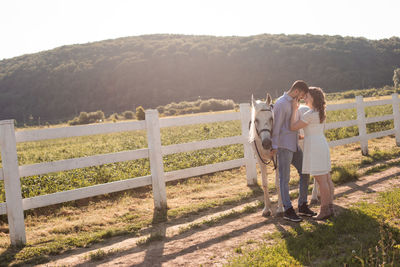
[{"x1": 1, "y1": 0, "x2": 399, "y2": 60}]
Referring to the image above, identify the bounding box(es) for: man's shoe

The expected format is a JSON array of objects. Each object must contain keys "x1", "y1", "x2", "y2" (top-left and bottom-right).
[
  {"x1": 283, "y1": 207, "x2": 302, "y2": 222},
  {"x1": 298, "y1": 203, "x2": 317, "y2": 217}
]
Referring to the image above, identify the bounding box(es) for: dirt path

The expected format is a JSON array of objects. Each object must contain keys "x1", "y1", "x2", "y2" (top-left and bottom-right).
[{"x1": 38, "y1": 167, "x2": 400, "y2": 267}]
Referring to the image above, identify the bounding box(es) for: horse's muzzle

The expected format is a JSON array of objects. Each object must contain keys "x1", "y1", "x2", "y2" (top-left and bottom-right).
[{"x1": 262, "y1": 138, "x2": 272, "y2": 150}]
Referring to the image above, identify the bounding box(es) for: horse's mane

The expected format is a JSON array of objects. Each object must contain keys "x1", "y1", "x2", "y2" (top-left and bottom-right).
[{"x1": 249, "y1": 101, "x2": 257, "y2": 143}]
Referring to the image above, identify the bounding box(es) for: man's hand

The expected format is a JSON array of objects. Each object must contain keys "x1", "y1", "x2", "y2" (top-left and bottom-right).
[
  {"x1": 291, "y1": 98, "x2": 300, "y2": 110},
  {"x1": 299, "y1": 134, "x2": 304, "y2": 140}
]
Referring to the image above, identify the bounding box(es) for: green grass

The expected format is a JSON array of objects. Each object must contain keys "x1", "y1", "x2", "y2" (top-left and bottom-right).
[
  {"x1": 136, "y1": 232, "x2": 165, "y2": 246},
  {"x1": 88, "y1": 249, "x2": 107, "y2": 261},
  {"x1": 0, "y1": 227, "x2": 133, "y2": 266},
  {"x1": 363, "y1": 160, "x2": 400, "y2": 176},
  {"x1": 227, "y1": 188, "x2": 400, "y2": 266},
  {"x1": 361, "y1": 149, "x2": 400, "y2": 165},
  {"x1": 86, "y1": 248, "x2": 120, "y2": 262},
  {"x1": 331, "y1": 164, "x2": 359, "y2": 184}
]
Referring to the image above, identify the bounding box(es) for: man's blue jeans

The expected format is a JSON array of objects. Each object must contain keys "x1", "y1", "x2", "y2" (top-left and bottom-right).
[{"x1": 277, "y1": 147, "x2": 310, "y2": 211}]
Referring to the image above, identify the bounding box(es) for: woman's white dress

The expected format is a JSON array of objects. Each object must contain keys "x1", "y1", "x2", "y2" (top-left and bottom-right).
[{"x1": 300, "y1": 109, "x2": 331, "y2": 175}]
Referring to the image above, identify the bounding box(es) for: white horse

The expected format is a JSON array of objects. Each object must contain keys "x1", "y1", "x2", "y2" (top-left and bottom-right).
[
  {"x1": 249, "y1": 93, "x2": 284, "y2": 216},
  {"x1": 249, "y1": 94, "x2": 319, "y2": 217}
]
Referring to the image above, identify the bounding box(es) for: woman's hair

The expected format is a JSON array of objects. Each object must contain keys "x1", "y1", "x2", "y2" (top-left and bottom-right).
[{"x1": 309, "y1": 87, "x2": 326, "y2": 123}]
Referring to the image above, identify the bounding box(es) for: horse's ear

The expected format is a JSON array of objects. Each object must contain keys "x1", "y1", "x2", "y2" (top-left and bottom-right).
[
  {"x1": 266, "y1": 93, "x2": 272, "y2": 105},
  {"x1": 251, "y1": 94, "x2": 255, "y2": 107}
]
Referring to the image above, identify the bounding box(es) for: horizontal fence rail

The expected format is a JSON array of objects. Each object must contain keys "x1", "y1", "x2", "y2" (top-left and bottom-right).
[
  {"x1": 325, "y1": 120, "x2": 358, "y2": 130},
  {"x1": 326, "y1": 102, "x2": 356, "y2": 111},
  {"x1": 1, "y1": 94, "x2": 400, "y2": 245},
  {"x1": 159, "y1": 112, "x2": 240, "y2": 128},
  {"x1": 18, "y1": 148, "x2": 150, "y2": 178},
  {"x1": 161, "y1": 136, "x2": 243, "y2": 156},
  {"x1": 15, "y1": 120, "x2": 146, "y2": 143},
  {"x1": 20, "y1": 175, "x2": 153, "y2": 212},
  {"x1": 363, "y1": 99, "x2": 392, "y2": 107},
  {"x1": 164, "y1": 158, "x2": 245, "y2": 183}
]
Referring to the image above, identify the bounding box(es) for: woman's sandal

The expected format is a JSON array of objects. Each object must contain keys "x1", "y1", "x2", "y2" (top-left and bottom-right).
[{"x1": 312, "y1": 205, "x2": 333, "y2": 220}]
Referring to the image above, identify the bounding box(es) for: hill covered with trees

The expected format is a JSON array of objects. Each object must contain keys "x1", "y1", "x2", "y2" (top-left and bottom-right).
[{"x1": 1, "y1": 34, "x2": 399, "y2": 124}]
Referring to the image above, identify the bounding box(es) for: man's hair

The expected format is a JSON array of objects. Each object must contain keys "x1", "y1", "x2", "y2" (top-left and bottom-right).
[{"x1": 289, "y1": 80, "x2": 309, "y2": 93}]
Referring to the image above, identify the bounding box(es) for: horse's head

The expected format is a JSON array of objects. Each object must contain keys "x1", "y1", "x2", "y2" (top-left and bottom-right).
[{"x1": 249, "y1": 93, "x2": 274, "y2": 150}]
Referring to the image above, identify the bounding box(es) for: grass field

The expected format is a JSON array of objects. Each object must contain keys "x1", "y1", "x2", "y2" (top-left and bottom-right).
[{"x1": 0, "y1": 90, "x2": 399, "y2": 265}]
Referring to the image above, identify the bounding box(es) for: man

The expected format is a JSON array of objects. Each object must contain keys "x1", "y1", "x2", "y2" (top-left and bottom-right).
[{"x1": 271, "y1": 80, "x2": 316, "y2": 222}]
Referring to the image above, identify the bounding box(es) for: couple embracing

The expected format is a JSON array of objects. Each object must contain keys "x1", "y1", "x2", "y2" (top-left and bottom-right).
[{"x1": 272, "y1": 80, "x2": 334, "y2": 222}]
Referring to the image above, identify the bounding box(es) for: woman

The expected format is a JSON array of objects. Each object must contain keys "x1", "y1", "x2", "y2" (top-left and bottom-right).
[{"x1": 290, "y1": 87, "x2": 334, "y2": 220}]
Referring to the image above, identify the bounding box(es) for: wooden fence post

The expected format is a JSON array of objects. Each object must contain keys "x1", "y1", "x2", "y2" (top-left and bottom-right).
[
  {"x1": 0, "y1": 120, "x2": 26, "y2": 245},
  {"x1": 392, "y1": 93, "x2": 400, "y2": 146},
  {"x1": 145, "y1": 110, "x2": 167, "y2": 211},
  {"x1": 239, "y1": 103, "x2": 257, "y2": 185},
  {"x1": 356, "y1": 96, "x2": 368, "y2": 155}
]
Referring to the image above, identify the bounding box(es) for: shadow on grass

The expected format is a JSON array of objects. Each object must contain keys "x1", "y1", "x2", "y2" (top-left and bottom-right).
[
  {"x1": 0, "y1": 245, "x2": 48, "y2": 267},
  {"x1": 273, "y1": 206, "x2": 400, "y2": 266},
  {"x1": 0, "y1": 247, "x2": 20, "y2": 267}
]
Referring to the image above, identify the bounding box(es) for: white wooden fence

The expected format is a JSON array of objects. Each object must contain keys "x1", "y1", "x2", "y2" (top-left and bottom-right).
[{"x1": 1, "y1": 94, "x2": 400, "y2": 245}]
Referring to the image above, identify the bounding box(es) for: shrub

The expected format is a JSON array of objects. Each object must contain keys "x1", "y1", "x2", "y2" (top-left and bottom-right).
[
  {"x1": 136, "y1": 106, "x2": 145, "y2": 120},
  {"x1": 157, "y1": 106, "x2": 165, "y2": 114},
  {"x1": 199, "y1": 99, "x2": 235, "y2": 112},
  {"x1": 78, "y1": 112, "x2": 89, "y2": 124},
  {"x1": 165, "y1": 108, "x2": 177, "y2": 116},
  {"x1": 67, "y1": 110, "x2": 105, "y2": 125},
  {"x1": 68, "y1": 118, "x2": 79, "y2": 125},
  {"x1": 92, "y1": 110, "x2": 105, "y2": 122},
  {"x1": 157, "y1": 98, "x2": 237, "y2": 116},
  {"x1": 122, "y1": 110, "x2": 135, "y2": 119},
  {"x1": 109, "y1": 113, "x2": 119, "y2": 121}
]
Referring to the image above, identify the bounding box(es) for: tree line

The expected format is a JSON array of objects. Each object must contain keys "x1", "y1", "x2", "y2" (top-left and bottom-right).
[{"x1": 0, "y1": 33, "x2": 399, "y2": 124}]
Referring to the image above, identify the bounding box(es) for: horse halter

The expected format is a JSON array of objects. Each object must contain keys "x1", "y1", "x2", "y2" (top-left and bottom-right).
[{"x1": 253, "y1": 106, "x2": 274, "y2": 137}]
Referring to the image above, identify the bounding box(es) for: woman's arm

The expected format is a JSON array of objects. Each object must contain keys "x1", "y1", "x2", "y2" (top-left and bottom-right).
[{"x1": 290, "y1": 100, "x2": 308, "y2": 131}]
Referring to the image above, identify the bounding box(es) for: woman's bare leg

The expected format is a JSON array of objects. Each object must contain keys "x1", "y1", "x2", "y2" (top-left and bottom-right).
[
  {"x1": 313, "y1": 174, "x2": 333, "y2": 219},
  {"x1": 327, "y1": 173, "x2": 334, "y2": 203},
  {"x1": 314, "y1": 174, "x2": 330, "y2": 207},
  {"x1": 326, "y1": 173, "x2": 335, "y2": 215}
]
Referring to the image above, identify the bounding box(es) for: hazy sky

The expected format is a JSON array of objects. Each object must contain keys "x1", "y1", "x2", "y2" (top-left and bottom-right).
[{"x1": 1, "y1": 0, "x2": 399, "y2": 60}]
